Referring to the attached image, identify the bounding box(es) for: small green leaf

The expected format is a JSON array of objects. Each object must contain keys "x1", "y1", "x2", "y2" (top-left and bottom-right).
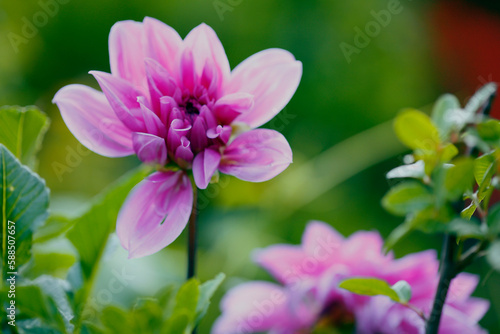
[
  {"x1": 173, "y1": 279, "x2": 200, "y2": 323},
  {"x1": 101, "y1": 306, "x2": 133, "y2": 333},
  {"x1": 486, "y1": 240, "x2": 500, "y2": 272},
  {"x1": 386, "y1": 160, "x2": 425, "y2": 180},
  {"x1": 391, "y1": 280, "x2": 412, "y2": 304},
  {"x1": 384, "y1": 221, "x2": 414, "y2": 252},
  {"x1": 440, "y1": 143, "x2": 459, "y2": 162},
  {"x1": 0, "y1": 106, "x2": 50, "y2": 169},
  {"x1": 461, "y1": 202, "x2": 477, "y2": 220},
  {"x1": 339, "y1": 278, "x2": 400, "y2": 302},
  {"x1": 195, "y1": 273, "x2": 225, "y2": 325},
  {"x1": 394, "y1": 109, "x2": 440, "y2": 150},
  {"x1": 465, "y1": 83, "x2": 497, "y2": 116},
  {"x1": 382, "y1": 182, "x2": 433, "y2": 216},
  {"x1": 446, "y1": 219, "x2": 484, "y2": 239},
  {"x1": 474, "y1": 153, "x2": 496, "y2": 188},
  {"x1": 23, "y1": 252, "x2": 76, "y2": 279},
  {"x1": 431, "y1": 93, "x2": 462, "y2": 139},
  {"x1": 1, "y1": 144, "x2": 50, "y2": 276},
  {"x1": 443, "y1": 158, "x2": 475, "y2": 200},
  {"x1": 487, "y1": 204, "x2": 500, "y2": 237},
  {"x1": 477, "y1": 120, "x2": 500, "y2": 144},
  {"x1": 33, "y1": 215, "x2": 74, "y2": 244}
]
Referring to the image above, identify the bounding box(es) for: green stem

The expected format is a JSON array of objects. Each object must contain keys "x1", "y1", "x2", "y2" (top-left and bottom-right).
[{"x1": 187, "y1": 189, "x2": 198, "y2": 280}]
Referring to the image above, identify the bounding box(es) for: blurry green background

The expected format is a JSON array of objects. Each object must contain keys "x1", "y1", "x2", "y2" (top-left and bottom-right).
[{"x1": 1, "y1": 0, "x2": 499, "y2": 332}]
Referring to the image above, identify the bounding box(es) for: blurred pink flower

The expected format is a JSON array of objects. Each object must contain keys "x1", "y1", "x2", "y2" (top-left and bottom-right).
[
  {"x1": 213, "y1": 221, "x2": 489, "y2": 334},
  {"x1": 53, "y1": 18, "x2": 301, "y2": 258}
]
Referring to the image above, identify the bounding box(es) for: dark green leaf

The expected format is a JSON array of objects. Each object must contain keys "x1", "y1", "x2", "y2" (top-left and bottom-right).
[
  {"x1": 0, "y1": 106, "x2": 50, "y2": 169},
  {"x1": 382, "y1": 182, "x2": 433, "y2": 216},
  {"x1": 0, "y1": 144, "x2": 50, "y2": 276}
]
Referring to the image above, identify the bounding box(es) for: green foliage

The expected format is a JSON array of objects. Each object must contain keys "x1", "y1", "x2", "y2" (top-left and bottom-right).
[
  {"x1": 99, "y1": 273, "x2": 225, "y2": 334},
  {"x1": 384, "y1": 83, "x2": 500, "y2": 257},
  {"x1": 0, "y1": 144, "x2": 50, "y2": 277},
  {"x1": 0, "y1": 106, "x2": 50, "y2": 169},
  {"x1": 339, "y1": 278, "x2": 411, "y2": 304}
]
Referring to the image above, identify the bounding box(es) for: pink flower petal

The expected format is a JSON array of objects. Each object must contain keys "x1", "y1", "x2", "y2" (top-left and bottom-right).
[
  {"x1": 192, "y1": 148, "x2": 221, "y2": 189},
  {"x1": 90, "y1": 70, "x2": 145, "y2": 132},
  {"x1": 52, "y1": 84, "x2": 133, "y2": 157},
  {"x1": 183, "y1": 23, "x2": 231, "y2": 95},
  {"x1": 301, "y1": 221, "x2": 344, "y2": 258},
  {"x1": 143, "y1": 17, "x2": 182, "y2": 77},
  {"x1": 227, "y1": 49, "x2": 302, "y2": 128},
  {"x1": 132, "y1": 132, "x2": 167, "y2": 165},
  {"x1": 108, "y1": 20, "x2": 147, "y2": 91},
  {"x1": 219, "y1": 129, "x2": 292, "y2": 182},
  {"x1": 212, "y1": 282, "x2": 296, "y2": 334},
  {"x1": 214, "y1": 92, "x2": 254, "y2": 125},
  {"x1": 116, "y1": 171, "x2": 193, "y2": 258},
  {"x1": 253, "y1": 245, "x2": 308, "y2": 285}
]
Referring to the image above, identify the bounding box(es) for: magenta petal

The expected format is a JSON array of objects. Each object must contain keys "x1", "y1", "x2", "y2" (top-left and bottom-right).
[
  {"x1": 90, "y1": 70, "x2": 145, "y2": 132},
  {"x1": 183, "y1": 23, "x2": 230, "y2": 93},
  {"x1": 227, "y1": 49, "x2": 302, "y2": 128},
  {"x1": 253, "y1": 245, "x2": 308, "y2": 284},
  {"x1": 108, "y1": 20, "x2": 147, "y2": 91},
  {"x1": 214, "y1": 92, "x2": 254, "y2": 125},
  {"x1": 220, "y1": 129, "x2": 292, "y2": 182},
  {"x1": 132, "y1": 132, "x2": 167, "y2": 165},
  {"x1": 143, "y1": 17, "x2": 182, "y2": 76},
  {"x1": 192, "y1": 148, "x2": 221, "y2": 189},
  {"x1": 212, "y1": 282, "x2": 294, "y2": 334},
  {"x1": 53, "y1": 84, "x2": 134, "y2": 157},
  {"x1": 301, "y1": 221, "x2": 344, "y2": 257},
  {"x1": 116, "y1": 171, "x2": 193, "y2": 258}
]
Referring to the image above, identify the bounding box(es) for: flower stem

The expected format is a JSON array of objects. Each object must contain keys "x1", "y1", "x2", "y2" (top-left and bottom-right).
[
  {"x1": 426, "y1": 234, "x2": 457, "y2": 334},
  {"x1": 187, "y1": 189, "x2": 198, "y2": 280}
]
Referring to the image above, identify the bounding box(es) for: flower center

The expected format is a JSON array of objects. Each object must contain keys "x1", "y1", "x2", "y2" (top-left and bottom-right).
[{"x1": 185, "y1": 101, "x2": 199, "y2": 115}]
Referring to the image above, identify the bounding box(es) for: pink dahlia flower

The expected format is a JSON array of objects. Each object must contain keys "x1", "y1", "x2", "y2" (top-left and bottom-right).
[
  {"x1": 213, "y1": 221, "x2": 489, "y2": 334},
  {"x1": 53, "y1": 18, "x2": 302, "y2": 258}
]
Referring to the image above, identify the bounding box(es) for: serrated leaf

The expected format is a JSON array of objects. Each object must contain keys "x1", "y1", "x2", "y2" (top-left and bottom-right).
[
  {"x1": 391, "y1": 280, "x2": 412, "y2": 304},
  {"x1": 195, "y1": 273, "x2": 225, "y2": 325},
  {"x1": 0, "y1": 106, "x2": 50, "y2": 169},
  {"x1": 382, "y1": 182, "x2": 433, "y2": 216},
  {"x1": 486, "y1": 241, "x2": 500, "y2": 272},
  {"x1": 0, "y1": 144, "x2": 49, "y2": 278},
  {"x1": 67, "y1": 166, "x2": 149, "y2": 279},
  {"x1": 386, "y1": 160, "x2": 425, "y2": 180},
  {"x1": 339, "y1": 278, "x2": 400, "y2": 302},
  {"x1": 432, "y1": 93, "x2": 462, "y2": 139},
  {"x1": 465, "y1": 83, "x2": 497, "y2": 116},
  {"x1": 394, "y1": 109, "x2": 440, "y2": 150}
]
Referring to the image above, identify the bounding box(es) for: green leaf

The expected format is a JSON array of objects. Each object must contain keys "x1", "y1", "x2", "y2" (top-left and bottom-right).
[
  {"x1": 394, "y1": 109, "x2": 440, "y2": 150},
  {"x1": 477, "y1": 120, "x2": 500, "y2": 144},
  {"x1": 384, "y1": 221, "x2": 413, "y2": 252},
  {"x1": 67, "y1": 166, "x2": 150, "y2": 279},
  {"x1": 487, "y1": 204, "x2": 500, "y2": 237},
  {"x1": 162, "y1": 312, "x2": 191, "y2": 334},
  {"x1": 339, "y1": 278, "x2": 400, "y2": 302},
  {"x1": 391, "y1": 280, "x2": 412, "y2": 304},
  {"x1": 22, "y1": 252, "x2": 76, "y2": 279},
  {"x1": 465, "y1": 83, "x2": 497, "y2": 116},
  {"x1": 446, "y1": 219, "x2": 484, "y2": 239},
  {"x1": 33, "y1": 214, "x2": 74, "y2": 244},
  {"x1": 382, "y1": 181, "x2": 433, "y2": 216},
  {"x1": 432, "y1": 93, "x2": 462, "y2": 139},
  {"x1": 195, "y1": 273, "x2": 225, "y2": 324},
  {"x1": 173, "y1": 279, "x2": 200, "y2": 322},
  {"x1": 443, "y1": 158, "x2": 475, "y2": 200},
  {"x1": 474, "y1": 153, "x2": 496, "y2": 187},
  {"x1": 0, "y1": 106, "x2": 50, "y2": 169},
  {"x1": 101, "y1": 306, "x2": 134, "y2": 334},
  {"x1": 0, "y1": 144, "x2": 50, "y2": 277},
  {"x1": 486, "y1": 240, "x2": 500, "y2": 272},
  {"x1": 386, "y1": 160, "x2": 425, "y2": 180},
  {"x1": 461, "y1": 202, "x2": 477, "y2": 220}
]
